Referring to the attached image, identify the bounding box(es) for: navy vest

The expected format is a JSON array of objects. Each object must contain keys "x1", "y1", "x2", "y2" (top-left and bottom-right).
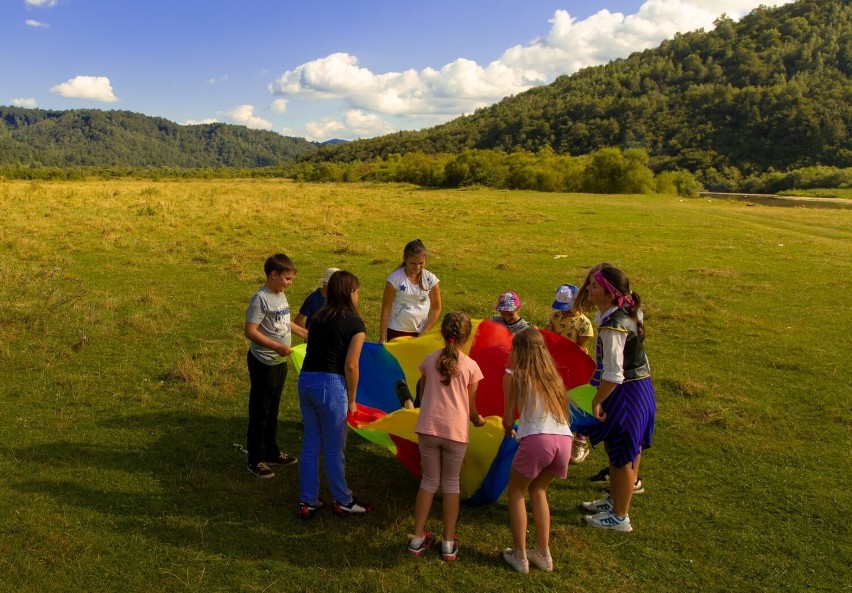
[{"x1": 594, "y1": 309, "x2": 650, "y2": 381}]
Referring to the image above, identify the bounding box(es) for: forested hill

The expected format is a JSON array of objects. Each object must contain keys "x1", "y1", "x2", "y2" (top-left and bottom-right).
[
  {"x1": 305, "y1": 0, "x2": 851, "y2": 175},
  {"x1": 0, "y1": 108, "x2": 319, "y2": 167}
]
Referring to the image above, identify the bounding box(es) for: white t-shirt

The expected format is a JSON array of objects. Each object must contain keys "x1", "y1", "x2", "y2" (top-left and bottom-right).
[
  {"x1": 506, "y1": 369, "x2": 573, "y2": 440},
  {"x1": 386, "y1": 267, "x2": 439, "y2": 333}
]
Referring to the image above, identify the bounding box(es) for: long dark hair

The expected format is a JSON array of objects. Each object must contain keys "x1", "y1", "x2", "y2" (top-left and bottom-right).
[
  {"x1": 597, "y1": 264, "x2": 645, "y2": 341},
  {"x1": 436, "y1": 312, "x2": 472, "y2": 386},
  {"x1": 312, "y1": 270, "x2": 361, "y2": 324}
]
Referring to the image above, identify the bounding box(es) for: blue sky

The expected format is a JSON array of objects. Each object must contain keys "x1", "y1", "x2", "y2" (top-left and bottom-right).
[{"x1": 4, "y1": 0, "x2": 792, "y2": 142}]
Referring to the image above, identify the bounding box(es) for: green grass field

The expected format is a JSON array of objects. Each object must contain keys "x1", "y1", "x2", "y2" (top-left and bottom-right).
[{"x1": 1, "y1": 179, "x2": 849, "y2": 593}]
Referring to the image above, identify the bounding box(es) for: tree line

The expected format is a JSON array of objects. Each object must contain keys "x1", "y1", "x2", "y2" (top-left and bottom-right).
[{"x1": 6, "y1": 147, "x2": 849, "y2": 197}]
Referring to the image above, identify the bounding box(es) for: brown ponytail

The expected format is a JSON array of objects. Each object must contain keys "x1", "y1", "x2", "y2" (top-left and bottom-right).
[
  {"x1": 436, "y1": 311, "x2": 472, "y2": 385},
  {"x1": 598, "y1": 265, "x2": 645, "y2": 341}
]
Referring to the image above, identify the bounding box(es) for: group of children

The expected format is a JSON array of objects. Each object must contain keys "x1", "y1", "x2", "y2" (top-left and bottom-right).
[
  {"x1": 490, "y1": 283, "x2": 595, "y2": 466},
  {"x1": 242, "y1": 244, "x2": 656, "y2": 573}
]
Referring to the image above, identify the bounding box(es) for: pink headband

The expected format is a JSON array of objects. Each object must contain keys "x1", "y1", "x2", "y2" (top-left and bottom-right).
[{"x1": 594, "y1": 270, "x2": 634, "y2": 308}]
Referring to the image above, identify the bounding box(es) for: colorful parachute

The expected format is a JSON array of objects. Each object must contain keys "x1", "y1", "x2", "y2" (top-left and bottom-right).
[{"x1": 291, "y1": 319, "x2": 596, "y2": 504}]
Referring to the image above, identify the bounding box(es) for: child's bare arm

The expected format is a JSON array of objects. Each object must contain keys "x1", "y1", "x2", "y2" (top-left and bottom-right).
[{"x1": 468, "y1": 381, "x2": 486, "y2": 427}]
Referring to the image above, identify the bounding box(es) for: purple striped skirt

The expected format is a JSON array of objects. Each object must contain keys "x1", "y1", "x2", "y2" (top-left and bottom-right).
[{"x1": 585, "y1": 377, "x2": 655, "y2": 469}]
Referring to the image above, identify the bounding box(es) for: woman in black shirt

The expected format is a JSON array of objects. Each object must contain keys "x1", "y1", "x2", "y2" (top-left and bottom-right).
[{"x1": 298, "y1": 270, "x2": 374, "y2": 519}]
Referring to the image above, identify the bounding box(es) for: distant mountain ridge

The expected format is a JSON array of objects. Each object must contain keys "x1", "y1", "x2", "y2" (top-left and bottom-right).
[
  {"x1": 0, "y1": 108, "x2": 319, "y2": 167},
  {"x1": 305, "y1": 0, "x2": 851, "y2": 176}
]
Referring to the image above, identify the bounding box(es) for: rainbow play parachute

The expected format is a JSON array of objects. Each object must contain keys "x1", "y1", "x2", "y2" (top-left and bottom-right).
[{"x1": 291, "y1": 320, "x2": 596, "y2": 504}]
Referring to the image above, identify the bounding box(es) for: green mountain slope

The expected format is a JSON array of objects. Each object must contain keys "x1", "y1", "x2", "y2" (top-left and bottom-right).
[
  {"x1": 307, "y1": 0, "x2": 851, "y2": 175},
  {"x1": 0, "y1": 108, "x2": 318, "y2": 167}
]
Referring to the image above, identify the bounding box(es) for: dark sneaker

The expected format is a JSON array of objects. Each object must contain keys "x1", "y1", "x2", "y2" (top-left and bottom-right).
[
  {"x1": 299, "y1": 498, "x2": 325, "y2": 520},
  {"x1": 333, "y1": 497, "x2": 374, "y2": 516},
  {"x1": 266, "y1": 453, "x2": 298, "y2": 466},
  {"x1": 590, "y1": 467, "x2": 610, "y2": 483},
  {"x1": 440, "y1": 539, "x2": 459, "y2": 562},
  {"x1": 247, "y1": 462, "x2": 275, "y2": 479},
  {"x1": 407, "y1": 532, "x2": 435, "y2": 556}
]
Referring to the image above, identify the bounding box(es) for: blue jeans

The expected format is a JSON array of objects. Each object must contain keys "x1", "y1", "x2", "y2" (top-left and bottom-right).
[{"x1": 298, "y1": 372, "x2": 353, "y2": 506}]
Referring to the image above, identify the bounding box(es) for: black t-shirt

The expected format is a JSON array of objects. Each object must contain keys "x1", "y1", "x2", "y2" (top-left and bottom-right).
[{"x1": 301, "y1": 310, "x2": 366, "y2": 376}]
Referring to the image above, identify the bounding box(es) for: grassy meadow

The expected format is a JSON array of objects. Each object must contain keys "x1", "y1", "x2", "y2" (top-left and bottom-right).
[{"x1": 0, "y1": 178, "x2": 849, "y2": 593}]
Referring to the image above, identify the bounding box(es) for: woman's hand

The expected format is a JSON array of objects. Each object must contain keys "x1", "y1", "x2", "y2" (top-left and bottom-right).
[
  {"x1": 472, "y1": 414, "x2": 486, "y2": 428},
  {"x1": 348, "y1": 401, "x2": 358, "y2": 415}
]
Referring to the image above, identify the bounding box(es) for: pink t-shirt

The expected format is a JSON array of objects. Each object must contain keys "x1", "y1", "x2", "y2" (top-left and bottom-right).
[{"x1": 415, "y1": 350, "x2": 484, "y2": 443}]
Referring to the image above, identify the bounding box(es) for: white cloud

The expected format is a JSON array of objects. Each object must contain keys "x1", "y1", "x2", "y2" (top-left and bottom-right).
[
  {"x1": 26, "y1": 0, "x2": 58, "y2": 6},
  {"x1": 270, "y1": 98, "x2": 288, "y2": 113},
  {"x1": 183, "y1": 118, "x2": 218, "y2": 125},
  {"x1": 225, "y1": 104, "x2": 273, "y2": 130},
  {"x1": 25, "y1": 19, "x2": 50, "y2": 28},
  {"x1": 50, "y1": 76, "x2": 119, "y2": 102},
  {"x1": 208, "y1": 74, "x2": 228, "y2": 85},
  {"x1": 302, "y1": 110, "x2": 396, "y2": 142},
  {"x1": 12, "y1": 98, "x2": 38, "y2": 108},
  {"x1": 269, "y1": 0, "x2": 793, "y2": 132}
]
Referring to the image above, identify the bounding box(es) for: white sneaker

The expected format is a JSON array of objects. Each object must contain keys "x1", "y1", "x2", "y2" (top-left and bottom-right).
[
  {"x1": 570, "y1": 438, "x2": 590, "y2": 464},
  {"x1": 584, "y1": 511, "x2": 633, "y2": 532},
  {"x1": 582, "y1": 495, "x2": 613, "y2": 513},
  {"x1": 528, "y1": 549, "x2": 553, "y2": 572},
  {"x1": 502, "y1": 548, "x2": 529, "y2": 574}
]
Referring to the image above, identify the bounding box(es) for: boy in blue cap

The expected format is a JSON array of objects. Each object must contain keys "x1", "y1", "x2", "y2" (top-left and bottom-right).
[{"x1": 545, "y1": 283, "x2": 594, "y2": 464}]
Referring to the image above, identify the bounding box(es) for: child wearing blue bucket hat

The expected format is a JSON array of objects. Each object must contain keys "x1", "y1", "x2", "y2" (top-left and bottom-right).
[{"x1": 545, "y1": 283, "x2": 594, "y2": 465}]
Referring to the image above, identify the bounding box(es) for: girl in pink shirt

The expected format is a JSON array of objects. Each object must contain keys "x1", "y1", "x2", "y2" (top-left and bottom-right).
[{"x1": 408, "y1": 312, "x2": 486, "y2": 561}]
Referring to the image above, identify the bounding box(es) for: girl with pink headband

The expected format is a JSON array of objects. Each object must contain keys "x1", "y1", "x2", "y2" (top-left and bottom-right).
[{"x1": 580, "y1": 264, "x2": 656, "y2": 532}]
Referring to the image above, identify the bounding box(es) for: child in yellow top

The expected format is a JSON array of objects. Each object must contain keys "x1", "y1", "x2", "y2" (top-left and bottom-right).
[
  {"x1": 545, "y1": 284, "x2": 593, "y2": 354},
  {"x1": 544, "y1": 283, "x2": 594, "y2": 464}
]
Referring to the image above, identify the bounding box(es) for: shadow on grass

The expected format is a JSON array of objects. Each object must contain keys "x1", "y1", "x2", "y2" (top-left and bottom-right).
[{"x1": 9, "y1": 411, "x2": 510, "y2": 569}]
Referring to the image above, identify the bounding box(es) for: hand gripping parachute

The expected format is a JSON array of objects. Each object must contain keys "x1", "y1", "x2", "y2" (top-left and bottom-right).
[{"x1": 291, "y1": 320, "x2": 596, "y2": 504}]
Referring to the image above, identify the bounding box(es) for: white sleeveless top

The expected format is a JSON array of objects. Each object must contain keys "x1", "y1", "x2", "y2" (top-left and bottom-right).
[{"x1": 506, "y1": 369, "x2": 573, "y2": 440}]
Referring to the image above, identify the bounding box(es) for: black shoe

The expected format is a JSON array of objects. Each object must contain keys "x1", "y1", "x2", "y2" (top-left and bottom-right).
[
  {"x1": 590, "y1": 467, "x2": 610, "y2": 483},
  {"x1": 266, "y1": 453, "x2": 298, "y2": 466},
  {"x1": 247, "y1": 462, "x2": 275, "y2": 479}
]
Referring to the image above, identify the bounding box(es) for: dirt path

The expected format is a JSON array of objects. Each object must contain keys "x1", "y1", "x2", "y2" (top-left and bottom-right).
[{"x1": 699, "y1": 192, "x2": 852, "y2": 209}]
